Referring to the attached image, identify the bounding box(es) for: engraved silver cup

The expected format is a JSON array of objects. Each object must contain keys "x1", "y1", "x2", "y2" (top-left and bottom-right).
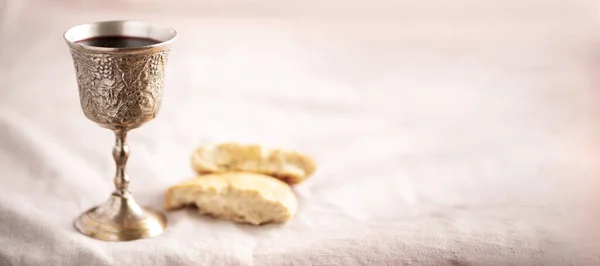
[{"x1": 64, "y1": 20, "x2": 176, "y2": 241}]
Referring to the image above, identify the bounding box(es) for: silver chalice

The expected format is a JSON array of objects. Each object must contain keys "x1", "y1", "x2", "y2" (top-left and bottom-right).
[{"x1": 64, "y1": 20, "x2": 176, "y2": 241}]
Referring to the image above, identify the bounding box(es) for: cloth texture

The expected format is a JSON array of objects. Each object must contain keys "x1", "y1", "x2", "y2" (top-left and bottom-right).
[{"x1": 1, "y1": 0, "x2": 599, "y2": 265}]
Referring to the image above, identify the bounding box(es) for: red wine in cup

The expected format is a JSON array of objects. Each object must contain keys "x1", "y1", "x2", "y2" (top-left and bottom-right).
[{"x1": 76, "y1": 36, "x2": 160, "y2": 48}]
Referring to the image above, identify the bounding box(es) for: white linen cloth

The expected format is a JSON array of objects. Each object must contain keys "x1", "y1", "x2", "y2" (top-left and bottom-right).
[{"x1": 1, "y1": 0, "x2": 599, "y2": 265}]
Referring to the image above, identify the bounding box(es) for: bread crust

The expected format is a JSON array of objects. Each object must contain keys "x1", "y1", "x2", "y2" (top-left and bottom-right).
[
  {"x1": 190, "y1": 143, "x2": 316, "y2": 185},
  {"x1": 164, "y1": 172, "x2": 298, "y2": 225}
]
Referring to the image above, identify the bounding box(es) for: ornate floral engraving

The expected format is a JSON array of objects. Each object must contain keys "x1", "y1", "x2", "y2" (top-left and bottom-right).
[{"x1": 70, "y1": 49, "x2": 169, "y2": 129}]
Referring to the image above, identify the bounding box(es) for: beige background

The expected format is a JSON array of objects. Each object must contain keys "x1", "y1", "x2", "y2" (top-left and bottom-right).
[{"x1": 1, "y1": 0, "x2": 600, "y2": 265}]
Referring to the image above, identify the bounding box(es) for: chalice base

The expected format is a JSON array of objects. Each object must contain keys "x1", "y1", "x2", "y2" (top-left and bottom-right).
[{"x1": 74, "y1": 193, "x2": 167, "y2": 241}]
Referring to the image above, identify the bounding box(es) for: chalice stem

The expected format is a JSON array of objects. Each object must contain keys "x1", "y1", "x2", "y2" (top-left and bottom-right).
[{"x1": 112, "y1": 130, "x2": 130, "y2": 196}]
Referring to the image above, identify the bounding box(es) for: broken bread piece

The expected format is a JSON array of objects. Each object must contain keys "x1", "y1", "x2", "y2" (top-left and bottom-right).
[
  {"x1": 164, "y1": 172, "x2": 298, "y2": 225},
  {"x1": 191, "y1": 143, "x2": 316, "y2": 185}
]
